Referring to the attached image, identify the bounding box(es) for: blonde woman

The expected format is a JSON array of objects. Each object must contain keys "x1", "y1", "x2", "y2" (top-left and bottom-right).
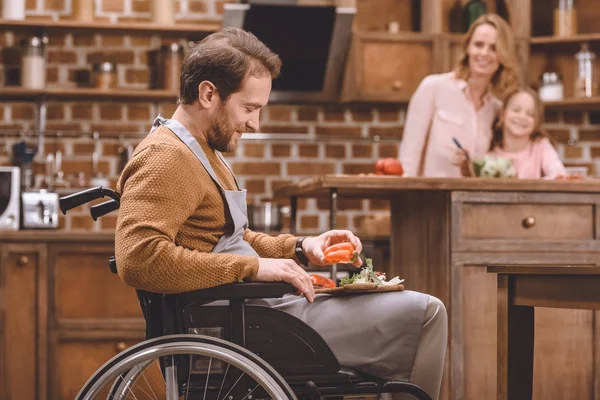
[{"x1": 399, "y1": 14, "x2": 521, "y2": 178}]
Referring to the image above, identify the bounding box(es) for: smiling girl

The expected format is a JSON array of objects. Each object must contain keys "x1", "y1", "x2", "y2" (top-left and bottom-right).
[{"x1": 456, "y1": 87, "x2": 568, "y2": 179}]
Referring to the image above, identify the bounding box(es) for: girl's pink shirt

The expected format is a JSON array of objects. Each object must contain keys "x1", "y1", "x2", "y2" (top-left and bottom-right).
[
  {"x1": 488, "y1": 137, "x2": 567, "y2": 179},
  {"x1": 399, "y1": 72, "x2": 502, "y2": 177}
]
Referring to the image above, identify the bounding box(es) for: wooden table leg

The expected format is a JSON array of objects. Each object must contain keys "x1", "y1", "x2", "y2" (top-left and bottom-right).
[{"x1": 497, "y1": 274, "x2": 535, "y2": 400}]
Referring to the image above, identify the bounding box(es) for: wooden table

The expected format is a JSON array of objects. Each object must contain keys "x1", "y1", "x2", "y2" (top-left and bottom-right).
[
  {"x1": 275, "y1": 175, "x2": 600, "y2": 400},
  {"x1": 487, "y1": 265, "x2": 600, "y2": 400}
]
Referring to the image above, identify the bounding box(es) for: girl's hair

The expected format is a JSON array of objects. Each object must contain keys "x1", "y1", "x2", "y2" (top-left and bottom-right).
[
  {"x1": 490, "y1": 86, "x2": 556, "y2": 150},
  {"x1": 454, "y1": 13, "x2": 521, "y2": 99}
]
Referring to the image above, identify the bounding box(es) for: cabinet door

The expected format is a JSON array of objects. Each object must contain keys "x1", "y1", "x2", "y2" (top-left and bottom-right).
[
  {"x1": 0, "y1": 244, "x2": 45, "y2": 400},
  {"x1": 55, "y1": 336, "x2": 148, "y2": 400},
  {"x1": 452, "y1": 263, "x2": 594, "y2": 400},
  {"x1": 342, "y1": 32, "x2": 434, "y2": 102},
  {"x1": 50, "y1": 243, "x2": 143, "y2": 320}
]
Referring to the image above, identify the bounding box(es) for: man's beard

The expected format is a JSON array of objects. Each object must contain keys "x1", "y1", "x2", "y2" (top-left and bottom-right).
[{"x1": 206, "y1": 106, "x2": 241, "y2": 153}]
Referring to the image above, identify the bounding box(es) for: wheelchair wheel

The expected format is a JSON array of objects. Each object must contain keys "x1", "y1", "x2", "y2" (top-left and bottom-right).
[{"x1": 75, "y1": 334, "x2": 297, "y2": 400}]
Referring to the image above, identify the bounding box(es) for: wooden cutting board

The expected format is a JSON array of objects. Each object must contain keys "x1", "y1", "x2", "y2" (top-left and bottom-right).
[{"x1": 314, "y1": 283, "x2": 405, "y2": 296}]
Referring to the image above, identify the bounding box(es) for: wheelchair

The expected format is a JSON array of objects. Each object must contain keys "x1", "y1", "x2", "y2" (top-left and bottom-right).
[{"x1": 59, "y1": 187, "x2": 432, "y2": 400}]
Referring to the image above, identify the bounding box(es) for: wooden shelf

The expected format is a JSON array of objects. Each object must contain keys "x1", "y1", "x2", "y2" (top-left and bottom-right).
[
  {"x1": 0, "y1": 86, "x2": 178, "y2": 102},
  {"x1": 543, "y1": 97, "x2": 600, "y2": 110},
  {"x1": 0, "y1": 18, "x2": 221, "y2": 36},
  {"x1": 531, "y1": 33, "x2": 600, "y2": 45}
]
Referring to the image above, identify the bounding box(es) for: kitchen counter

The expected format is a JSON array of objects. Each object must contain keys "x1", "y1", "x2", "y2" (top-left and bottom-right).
[
  {"x1": 0, "y1": 230, "x2": 115, "y2": 242},
  {"x1": 274, "y1": 175, "x2": 600, "y2": 400},
  {"x1": 274, "y1": 174, "x2": 600, "y2": 198}
]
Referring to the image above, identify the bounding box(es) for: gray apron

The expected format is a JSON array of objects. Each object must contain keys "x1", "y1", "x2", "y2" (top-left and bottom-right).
[{"x1": 152, "y1": 115, "x2": 429, "y2": 381}]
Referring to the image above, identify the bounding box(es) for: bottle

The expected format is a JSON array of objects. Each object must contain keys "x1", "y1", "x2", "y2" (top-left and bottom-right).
[
  {"x1": 21, "y1": 36, "x2": 47, "y2": 89},
  {"x1": 449, "y1": 0, "x2": 463, "y2": 34},
  {"x1": 554, "y1": 0, "x2": 577, "y2": 37},
  {"x1": 574, "y1": 43, "x2": 596, "y2": 98},
  {"x1": 463, "y1": 0, "x2": 487, "y2": 33}
]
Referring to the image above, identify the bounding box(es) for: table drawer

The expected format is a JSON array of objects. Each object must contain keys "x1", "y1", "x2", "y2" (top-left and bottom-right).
[{"x1": 459, "y1": 202, "x2": 594, "y2": 240}]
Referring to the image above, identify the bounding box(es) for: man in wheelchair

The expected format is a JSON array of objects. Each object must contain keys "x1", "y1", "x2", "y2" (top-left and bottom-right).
[{"x1": 112, "y1": 27, "x2": 448, "y2": 400}]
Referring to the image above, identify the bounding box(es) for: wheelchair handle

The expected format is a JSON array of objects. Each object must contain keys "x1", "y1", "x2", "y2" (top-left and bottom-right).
[
  {"x1": 90, "y1": 199, "x2": 120, "y2": 221},
  {"x1": 59, "y1": 186, "x2": 120, "y2": 215}
]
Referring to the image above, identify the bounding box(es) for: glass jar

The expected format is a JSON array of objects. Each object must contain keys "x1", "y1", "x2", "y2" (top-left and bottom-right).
[
  {"x1": 93, "y1": 62, "x2": 117, "y2": 90},
  {"x1": 159, "y1": 43, "x2": 184, "y2": 91},
  {"x1": 21, "y1": 36, "x2": 47, "y2": 89},
  {"x1": 538, "y1": 72, "x2": 564, "y2": 101},
  {"x1": 574, "y1": 43, "x2": 596, "y2": 98},
  {"x1": 554, "y1": 0, "x2": 577, "y2": 37},
  {"x1": 3, "y1": 0, "x2": 25, "y2": 20}
]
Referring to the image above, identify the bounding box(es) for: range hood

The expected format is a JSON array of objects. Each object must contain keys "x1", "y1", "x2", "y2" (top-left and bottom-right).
[{"x1": 222, "y1": 0, "x2": 355, "y2": 103}]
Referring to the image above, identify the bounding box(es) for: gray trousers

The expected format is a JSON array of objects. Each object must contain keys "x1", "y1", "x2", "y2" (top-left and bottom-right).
[{"x1": 254, "y1": 290, "x2": 448, "y2": 400}]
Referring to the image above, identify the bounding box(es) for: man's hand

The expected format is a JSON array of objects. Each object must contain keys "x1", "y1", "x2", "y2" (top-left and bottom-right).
[
  {"x1": 254, "y1": 258, "x2": 315, "y2": 303},
  {"x1": 302, "y1": 230, "x2": 363, "y2": 268}
]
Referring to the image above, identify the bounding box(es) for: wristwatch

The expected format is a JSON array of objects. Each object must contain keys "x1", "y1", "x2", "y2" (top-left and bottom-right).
[{"x1": 295, "y1": 236, "x2": 310, "y2": 267}]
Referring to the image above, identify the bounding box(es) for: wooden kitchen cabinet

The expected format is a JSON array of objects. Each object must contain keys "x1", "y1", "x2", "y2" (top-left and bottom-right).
[
  {"x1": 47, "y1": 241, "x2": 145, "y2": 399},
  {"x1": 54, "y1": 337, "x2": 144, "y2": 400},
  {"x1": 276, "y1": 176, "x2": 600, "y2": 400},
  {"x1": 0, "y1": 244, "x2": 46, "y2": 400},
  {"x1": 0, "y1": 232, "x2": 146, "y2": 400},
  {"x1": 341, "y1": 32, "x2": 437, "y2": 103}
]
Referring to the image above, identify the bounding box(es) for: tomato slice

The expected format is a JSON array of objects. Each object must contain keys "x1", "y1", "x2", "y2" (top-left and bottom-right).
[
  {"x1": 310, "y1": 274, "x2": 336, "y2": 288},
  {"x1": 323, "y1": 242, "x2": 354, "y2": 256},
  {"x1": 323, "y1": 249, "x2": 353, "y2": 264}
]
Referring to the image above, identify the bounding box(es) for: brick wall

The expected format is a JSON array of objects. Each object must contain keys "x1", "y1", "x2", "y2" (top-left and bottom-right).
[{"x1": 0, "y1": 0, "x2": 594, "y2": 235}]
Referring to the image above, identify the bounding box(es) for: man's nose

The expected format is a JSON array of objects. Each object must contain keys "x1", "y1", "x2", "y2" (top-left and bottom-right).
[{"x1": 247, "y1": 116, "x2": 259, "y2": 132}]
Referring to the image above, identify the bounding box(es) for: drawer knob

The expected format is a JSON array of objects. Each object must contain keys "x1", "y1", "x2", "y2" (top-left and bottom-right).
[
  {"x1": 392, "y1": 80, "x2": 403, "y2": 91},
  {"x1": 17, "y1": 255, "x2": 29, "y2": 267},
  {"x1": 115, "y1": 342, "x2": 127, "y2": 352},
  {"x1": 522, "y1": 216, "x2": 536, "y2": 228}
]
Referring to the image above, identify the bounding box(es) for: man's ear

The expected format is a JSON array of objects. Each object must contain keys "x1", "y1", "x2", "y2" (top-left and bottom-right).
[{"x1": 197, "y1": 81, "x2": 219, "y2": 109}]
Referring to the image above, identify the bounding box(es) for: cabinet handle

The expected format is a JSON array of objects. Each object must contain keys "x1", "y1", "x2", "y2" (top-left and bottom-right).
[
  {"x1": 17, "y1": 255, "x2": 29, "y2": 267},
  {"x1": 391, "y1": 80, "x2": 403, "y2": 91},
  {"x1": 522, "y1": 216, "x2": 536, "y2": 229},
  {"x1": 115, "y1": 342, "x2": 127, "y2": 352}
]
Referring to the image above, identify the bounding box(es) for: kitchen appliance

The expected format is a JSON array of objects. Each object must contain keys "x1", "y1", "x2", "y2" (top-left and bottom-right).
[
  {"x1": 0, "y1": 167, "x2": 21, "y2": 231},
  {"x1": 247, "y1": 202, "x2": 289, "y2": 232},
  {"x1": 21, "y1": 190, "x2": 59, "y2": 229},
  {"x1": 222, "y1": 0, "x2": 355, "y2": 103}
]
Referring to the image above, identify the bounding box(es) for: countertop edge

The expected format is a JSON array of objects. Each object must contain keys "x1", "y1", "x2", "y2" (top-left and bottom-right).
[{"x1": 0, "y1": 230, "x2": 116, "y2": 242}]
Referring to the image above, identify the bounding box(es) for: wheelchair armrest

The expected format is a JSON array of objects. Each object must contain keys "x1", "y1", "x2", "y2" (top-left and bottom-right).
[{"x1": 179, "y1": 282, "x2": 297, "y2": 303}]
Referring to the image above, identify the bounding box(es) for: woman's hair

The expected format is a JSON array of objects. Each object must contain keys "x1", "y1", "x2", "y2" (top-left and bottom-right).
[
  {"x1": 179, "y1": 27, "x2": 282, "y2": 105},
  {"x1": 490, "y1": 86, "x2": 556, "y2": 150},
  {"x1": 454, "y1": 14, "x2": 521, "y2": 99}
]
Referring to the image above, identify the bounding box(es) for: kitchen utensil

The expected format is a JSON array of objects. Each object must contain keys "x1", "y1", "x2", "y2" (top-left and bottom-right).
[
  {"x1": 247, "y1": 202, "x2": 288, "y2": 232},
  {"x1": 452, "y1": 137, "x2": 476, "y2": 177}
]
